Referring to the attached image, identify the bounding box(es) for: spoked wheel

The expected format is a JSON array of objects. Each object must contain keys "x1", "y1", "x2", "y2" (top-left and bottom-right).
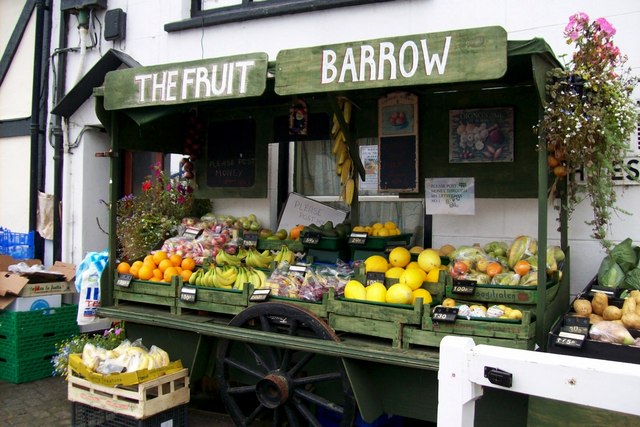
[{"x1": 216, "y1": 302, "x2": 356, "y2": 427}]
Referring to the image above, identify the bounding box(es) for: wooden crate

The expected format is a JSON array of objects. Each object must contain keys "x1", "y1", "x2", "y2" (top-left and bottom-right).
[
  {"x1": 113, "y1": 275, "x2": 178, "y2": 314},
  {"x1": 68, "y1": 368, "x2": 190, "y2": 420},
  {"x1": 327, "y1": 288, "x2": 425, "y2": 347},
  {"x1": 253, "y1": 291, "x2": 330, "y2": 318},
  {"x1": 402, "y1": 326, "x2": 535, "y2": 350},
  {"x1": 175, "y1": 284, "x2": 250, "y2": 315},
  {"x1": 445, "y1": 276, "x2": 560, "y2": 305}
]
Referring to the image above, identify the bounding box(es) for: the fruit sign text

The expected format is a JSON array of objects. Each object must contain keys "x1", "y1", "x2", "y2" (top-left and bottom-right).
[
  {"x1": 321, "y1": 37, "x2": 451, "y2": 85},
  {"x1": 134, "y1": 60, "x2": 256, "y2": 103}
]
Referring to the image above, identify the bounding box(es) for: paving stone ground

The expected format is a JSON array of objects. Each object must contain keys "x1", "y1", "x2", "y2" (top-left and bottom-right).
[{"x1": 0, "y1": 375, "x2": 234, "y2": 426}]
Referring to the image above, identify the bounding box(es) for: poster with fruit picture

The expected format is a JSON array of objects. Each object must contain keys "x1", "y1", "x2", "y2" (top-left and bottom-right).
[{"x1": 449, "y1": 107, "x2": 514, "y2": 163}]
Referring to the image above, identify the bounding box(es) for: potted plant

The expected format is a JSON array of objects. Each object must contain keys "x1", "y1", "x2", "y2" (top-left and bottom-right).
[{"x1": 538, "y1": 12, "x2": 638, "y2": 250}]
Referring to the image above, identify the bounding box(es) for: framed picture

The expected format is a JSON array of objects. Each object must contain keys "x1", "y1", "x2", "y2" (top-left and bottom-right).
[{"x1": 449, "y1": 107, "x2": 514, "y2": 163}]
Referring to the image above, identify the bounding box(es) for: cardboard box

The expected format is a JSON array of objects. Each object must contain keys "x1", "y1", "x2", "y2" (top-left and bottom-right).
[
  {"x1": 69, "y1": 353, "x2": 184, "y2": 387},
  {"x1": 0, "y1": 255, "x2": 76, "y2": 309},
  {"x1": 2, "y1": 294, "x2": 62, "y2": 312}
]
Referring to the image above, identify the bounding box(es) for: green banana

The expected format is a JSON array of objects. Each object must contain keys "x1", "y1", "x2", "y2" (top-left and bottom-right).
[{"x1": 188, "y1": 269, "x2": 200, "y2": 285}]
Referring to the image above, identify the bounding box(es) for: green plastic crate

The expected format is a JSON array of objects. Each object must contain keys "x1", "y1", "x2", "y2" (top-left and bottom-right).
[
  {"x1": 0, "y1": 304, "x2": 78, "y2": 338},
  {"x1": 0, "y1": 353, "x2": 56, "y2": 383},
  {"x1": 0, "y1": 326, "x2": 78, "y2": 359}
]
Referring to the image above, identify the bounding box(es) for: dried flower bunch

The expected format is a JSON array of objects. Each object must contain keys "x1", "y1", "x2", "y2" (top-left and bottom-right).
[
  {"x1": 52, "y1": 323, "x2": 125, "y2": 377},
  {"x1": 117, "y1": 162, "x2": 196, "y2": 261},
  {"x1": 538, "y1": 12, "x2": 638, "y2": 249}
]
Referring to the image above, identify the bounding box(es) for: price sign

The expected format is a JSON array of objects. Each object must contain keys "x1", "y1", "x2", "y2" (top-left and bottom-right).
[
  {"x1": 432, "y1": 306, "x2": 459, "y2": 323},
  {"x1": 243, "y1": 231, "x2": 258, "y2": 247},
  {"x1": 182, "y1": 226, "x2": 203, "y2": 239},
  {"x1": 451, "y1": 279, "x2": 476, "y2": 295},
  {"x1": 348, "y1": 232, "x2": 368, "y2": 245},
  {"x1": 554, "y1": 331, "x2": 585, "y2": 349},
  {"x1": 366, "y1": 272, "x2": 385, "y2": 286},
  {"x1": 115, "y1": 273, "x2": 133, "y2": 288},
  {"x1": 250, "y1": 288, "x2": 271, "y2": 302},
  {"x1": 562, "y1": 315, "x2": 590, "y2": 336},
  {"x1": 589, "y1": 286, "x2": 620, "y2": 298},
  {"x1": 302, "y1": 233, "x2": 321, "y2": 246},
  {"x1": 289, "y1": 264, "x2": 308, "y2": 273},
  {"x1": 180, "y1": 286, "x2": 197, "y2": 303}
]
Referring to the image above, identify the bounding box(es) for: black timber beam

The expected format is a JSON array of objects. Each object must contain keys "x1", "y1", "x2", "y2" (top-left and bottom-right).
[
  {"x1": 0, "y1": 0, "x2": 37, "y2": 87},
  {"x1": 0, "y1": 117, "x2": 31, "y2": 137}
]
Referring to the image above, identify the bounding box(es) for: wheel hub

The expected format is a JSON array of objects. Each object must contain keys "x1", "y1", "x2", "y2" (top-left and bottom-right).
[{"x1": 256, "y1": 372, "x2": 289, "y2": 408}]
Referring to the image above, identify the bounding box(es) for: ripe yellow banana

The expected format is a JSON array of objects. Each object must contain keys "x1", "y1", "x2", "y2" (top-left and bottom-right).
[
  {"x1": 340, "y1": 157, "x2": 352, "y2": 184},
  {"x1": 344, "y1": 178, "x2": 355, "y2": 206},
  {"x1": 342, "y1": 99, "x2": 352, "y2": 124}
]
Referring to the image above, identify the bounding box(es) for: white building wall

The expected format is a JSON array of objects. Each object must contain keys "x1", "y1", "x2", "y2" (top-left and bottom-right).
[{"x1": 2, "y1": 0, "x2": 638, "y2": 292}]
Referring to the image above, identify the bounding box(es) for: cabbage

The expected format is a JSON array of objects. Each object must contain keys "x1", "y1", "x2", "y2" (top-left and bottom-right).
[
  {"x1": 597, "y1": 255, "x2": 625, "y2": 288},
  {"x1": 622, "y1": 268, "x2": 640, "y2": 291},
  {"x1": 610, "y1": 238, "x2": 637, "y2": 273}
]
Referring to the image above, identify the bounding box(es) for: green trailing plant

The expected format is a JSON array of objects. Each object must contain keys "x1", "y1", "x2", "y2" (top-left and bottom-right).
[{"x1": 537, "y1": 12, "x2": 638, "y2": 250}]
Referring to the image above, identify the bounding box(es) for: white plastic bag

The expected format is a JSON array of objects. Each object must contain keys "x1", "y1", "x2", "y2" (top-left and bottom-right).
[{"x1": 76, "y1": 251, "x2": 109, "y2": 325}]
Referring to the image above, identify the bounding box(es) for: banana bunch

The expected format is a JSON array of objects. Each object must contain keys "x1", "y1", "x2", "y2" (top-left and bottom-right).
[
  {"x1": 273, "y1": 245, "x2": 295, "y2": 266},
  {"x1": 244, "y1": 248, "x2": 275, "y2": 269},
  {"x1": 214, "y1": 265, "x2": 238, "y2": 288},
  {"x1": 216, "y1": 249, "x2": 242, "y2": 267},
  {"x1": 331, "y1": 97, "x2": 356, "y2": 206},
  {"x1": 232, "y1": 266, "x2": 268, "y2": 291}
]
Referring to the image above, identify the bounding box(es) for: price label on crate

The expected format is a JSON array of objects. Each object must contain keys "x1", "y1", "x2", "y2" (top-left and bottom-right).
[
  {"x1": 347, "y1": 232, "x2": 368, "y2": 245},
  {"x1": 250, "y1": 288, "x2": 271, "y2": 302},
  {"x1": 385, "y1": 240, "x2": 407, "y2": 252},
  {"x1": 451, "y1": 279, "x2": 476, "y2": 295},
  {"x1": 301, "y1": 232, "x2": 321, "y2": 246},
  {"x1": 432, "y1": 306, "x2": 459, "y2": 323},
  {"x1": 365, "y1": 272, "x2": 385, "y2": 286},
  {"x1": 180, "y1": 286, "x2": 197, "y2": 303},
  {"x1": 562, "y1": 315, "x2": 590, "y2": 336},
  {"x1": 554, "y1": 331, "x2": 585, "y2": 349},
  {"x1": 182, "y1": 226, "x2": 203, "y2": 239},
  {"x1": 115, "y1": 273, "x2": 133, "y2": 288},
  {"x1": 242, "y1": 231, "x2": 258, "y2": 247},
  {"x1": 589, "y1": 286, "x2": 620, "y2": 298},
  {"x1": 289, "y1": 264, "x2": 308, "y2": 273}
]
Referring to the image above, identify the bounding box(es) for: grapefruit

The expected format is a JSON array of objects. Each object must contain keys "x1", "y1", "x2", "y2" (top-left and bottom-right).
[
  {"x1": 344, "y1": 280, "x2": 366, "y2": 300},
  {"x1": 417, "y1": 249, "x2": 441, "y2": 272},
  {"x1": 365, "y1": 282, "x2": 387, "y2": 302},
  {"x1": 385, "y1": 267, "x2": 405, "y2": 280},
  {"x1": 399, "y1": 268, "x2": 424, "y2": 291},
  {"x1": 386, "y1": 283, "x2": 413, "y2": 304},
  {"x1": 388, "y1": 247, "x2": 411, "y2": 268},
  {"x1": 411, "y1": 288, "x2": 433, "y2": 305},
  {"x1": 364, "y1": 255, "x2": 389, "y2": 273}
]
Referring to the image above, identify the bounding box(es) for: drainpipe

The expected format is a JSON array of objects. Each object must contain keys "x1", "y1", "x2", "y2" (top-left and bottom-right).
[
  {"x1": 52, "y1": 8, "x2": 69, "y2": 262},
  {"x1": 29, "y1": 0, "x2": 52, "y2": 260}
]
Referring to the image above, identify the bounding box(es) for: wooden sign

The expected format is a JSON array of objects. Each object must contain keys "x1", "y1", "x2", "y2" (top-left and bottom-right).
[
  {"x1": 378, "y1": 92, "x2": 419, "y2": 193},
  {"x1": 275, "y1": 26, "x2": 507, "y2": 95},
  {"x1": 104, "y1": 53, "x2": 268, "y2": 110}
]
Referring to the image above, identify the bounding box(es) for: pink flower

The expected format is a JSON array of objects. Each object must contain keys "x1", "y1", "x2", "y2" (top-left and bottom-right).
[
  {"x1": 564, "y1": 12, "x2": 589, "y2": 40},
  {"x1": 595, "y1": 17, "x2": 616, "y2": 36}
]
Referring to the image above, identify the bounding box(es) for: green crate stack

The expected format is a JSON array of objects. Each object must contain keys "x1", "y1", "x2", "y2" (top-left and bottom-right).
[{"x1": 0, "y1": 304, "x2": 79, "y2": 383}]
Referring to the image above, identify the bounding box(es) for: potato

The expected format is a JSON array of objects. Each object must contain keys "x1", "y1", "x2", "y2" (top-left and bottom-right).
[
  {"x1": 591, "y1": 292, "x2": 608, "y2": 316},
  {"x1": 573, "y1": 298, "x2": 592, "y2": 317},
  {"x1": 602, "y1": 305, "x2": 622, "y2": 321},
  {"x1": 630, "y1": 290, "x2": 640, "y2": 305},
  {"x1": 622, "y1": 312, "x2": 640, "y2": 330},
  {"x1": 589, "y1": 313, "x2": 604, "y2": 324},
  {"x1": 622, "y1": 297, "x2": 637, "y2": 316}
]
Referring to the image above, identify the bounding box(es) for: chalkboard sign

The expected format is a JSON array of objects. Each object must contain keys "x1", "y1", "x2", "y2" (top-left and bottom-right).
[
  {"x1": 206, "y1": 119, "x2": 256, "y2": 187},
  {"x1": 378, "y1": 135, "x2": 418, "y2": 192},
  {"x1": 378, "y1": 92, "x2": 419, "y2": 193}
]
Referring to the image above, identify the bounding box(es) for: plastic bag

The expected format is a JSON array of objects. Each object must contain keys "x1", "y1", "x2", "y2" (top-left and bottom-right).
[
  {"x1": 76, "y1": 251, "x2": 109, "y2": 326},
  {"x1": 589, "y1": 320, "x2": 634, "y2": 345}
]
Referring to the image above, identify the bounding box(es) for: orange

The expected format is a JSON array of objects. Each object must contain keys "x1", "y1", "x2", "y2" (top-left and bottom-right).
[
  {"x1": 181, "y1": 270, "x2": 193, "y2": 282},
  {"x1": 152, "y1": 251, "x2": 169, "y2": 266},
  {"x1": 181, "y1": 257, "x2": 196, "y2": 271},
  {"x1": 169, "y1": 254, "x2": 183, "y2": 267},
  {"x1": 137, "y1": 265, "x2": 154, "y2": 281},
  {"x1": 143, "y1": 255, "x2": 156, "y2": 266},
  {"x1": 116, "y1": 262, "x2": 131, "y2": 274},
  {"x1": 158, "y1": 259, "x2": 173, "y2": 273},
  {"x1": 486, "y1": 262, "x2": 503, "y2": 278},
  {"x1": 450, "y1": 261, "x2": 470, "y2": 278},
  {"x1": 131, "y1": 260, "x2": 143, "y2": 271},
  {"x1": 129, "y1": 265, "x2": 141, "y2": 279},
  {"x1": 514, "y1": 260, "x2": 531, "y2": 276},
  {"x1": 153, "y1": 268, "x2": 163, "y2": 280},
  {"x1": 164, "y1": 266, "x2": 179, "y2": 282},
  {"x1": 143, "y1": 259, "x2": 157, "y2": 271}
]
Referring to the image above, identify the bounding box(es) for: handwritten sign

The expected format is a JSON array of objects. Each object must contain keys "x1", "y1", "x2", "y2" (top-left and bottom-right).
[
  {"x1": 206, "y1": 119, "x2": 256, "y2": 188},
  {"x1": 425, "y1": 177, "x2": 475, "y2": 215},
  {"x1": 277, "y1": 192, "x2": 347, "y2": 233}
]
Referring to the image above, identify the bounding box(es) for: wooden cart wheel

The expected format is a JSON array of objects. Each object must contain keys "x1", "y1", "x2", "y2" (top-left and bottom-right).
[{"x1": 216, "y1": 302, "x2": 356, "y2": 427}]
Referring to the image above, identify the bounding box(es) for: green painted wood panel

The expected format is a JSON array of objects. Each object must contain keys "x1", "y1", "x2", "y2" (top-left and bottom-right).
[
  {"x1": 275, "y1": 26, "x2": 507, "y2": 95},
  {"x1": 104, "y1": 53, "x2": 269, "y2": 110}
]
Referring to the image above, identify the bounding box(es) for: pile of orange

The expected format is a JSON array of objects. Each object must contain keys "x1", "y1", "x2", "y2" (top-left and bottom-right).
[{"x1": 116, "y1": 252, "x2": 196, "y2": 283}]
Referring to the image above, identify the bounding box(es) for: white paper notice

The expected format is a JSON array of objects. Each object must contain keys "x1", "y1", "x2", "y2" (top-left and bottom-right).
[
  {"x1": 359, "y1": 145, "x2": 379, "y2": 191},
  {"x1": 425, "y1": 177, "x2": 475, "y2": 215}
]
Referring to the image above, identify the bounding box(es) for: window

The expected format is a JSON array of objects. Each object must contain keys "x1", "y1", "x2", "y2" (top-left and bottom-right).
[{"x1": 167, "y1": 0, "x2": 394, "y2": 31}]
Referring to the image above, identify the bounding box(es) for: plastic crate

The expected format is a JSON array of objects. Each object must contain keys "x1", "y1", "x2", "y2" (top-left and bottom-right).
[
  {"x1": 0, "y1": 353, "x2": 55, "y2": 383},
  {"x1": 0, "y1": 325, "x2": 77, "y2": 359},
  {"x1": 0, "y1": 228, "x2": 35, "y2": 259},
  {"x1": 0, "y1": 304, "x2": 79, "y2": 337},
  {"x1": 72, "y1": 402, "x2": 188, "y2": 427}
]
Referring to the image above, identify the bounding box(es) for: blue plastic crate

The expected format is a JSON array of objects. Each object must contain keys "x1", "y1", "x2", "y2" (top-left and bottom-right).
[
  {"x1": 317, "y1": 407, "x2": 403, "y2": 427},
  {"x1": 0, "y1": 228, "x2": 35, "y2": 259}
]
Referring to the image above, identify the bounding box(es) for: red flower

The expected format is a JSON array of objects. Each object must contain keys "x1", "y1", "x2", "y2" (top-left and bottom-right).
[{"x1": 142, "y1": 181, "x2": 152, "y2": 191}]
